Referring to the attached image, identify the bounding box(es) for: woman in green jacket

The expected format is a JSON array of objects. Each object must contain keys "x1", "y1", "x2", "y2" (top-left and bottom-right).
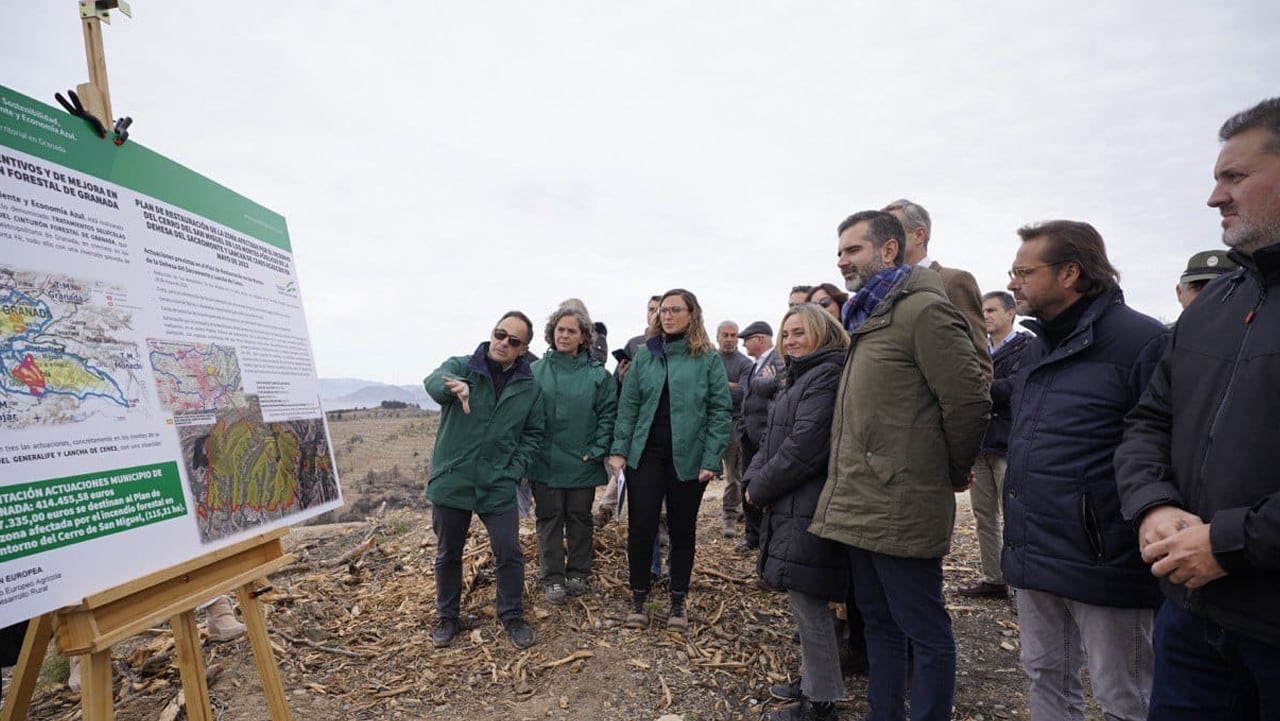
[
  {"x1": 529, "y1": 307, "x2": 618, "y2": 604},
  {"x1": 608, "y1": 288, "x2": 732, "y2": 630}
]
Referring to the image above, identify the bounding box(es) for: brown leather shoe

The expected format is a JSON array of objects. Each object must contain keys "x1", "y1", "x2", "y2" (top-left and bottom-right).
[{"x1": 957, "y1": 580, "x2": 1008, "y2": 599}]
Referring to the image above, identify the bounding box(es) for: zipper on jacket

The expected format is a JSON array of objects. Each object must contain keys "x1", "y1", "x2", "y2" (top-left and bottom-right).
[
  {"x1": 1081, "y1": 491, "x2": 1105, "y2": 561},
  {"x1": 1199, "y1": 283, "x2": 1266, "y2": 483},
  {"x1": 1219, "y1": 272, "x2": 1245, "y2": 304}
]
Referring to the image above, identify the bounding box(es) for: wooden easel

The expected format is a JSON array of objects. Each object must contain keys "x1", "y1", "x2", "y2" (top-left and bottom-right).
[
  {"x1": 1, "y1": 528, "x2": 295, "y2": 721},
  {"x1": 74, "y1": 0, "x2": 130, "y2": 130}
]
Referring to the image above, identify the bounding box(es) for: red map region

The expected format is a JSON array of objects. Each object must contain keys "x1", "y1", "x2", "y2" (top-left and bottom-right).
[{"x1": 12, "y1": 354, "x2": 47, "y2": 395}]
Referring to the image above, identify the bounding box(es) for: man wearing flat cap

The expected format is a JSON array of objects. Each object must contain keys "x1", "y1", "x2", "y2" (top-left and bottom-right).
[
  {"x1": 736, "y1": 320, "x2": 785, "y2": 550},
  {"x1": 1175, "y1": 249, "x2": 1239, "y2": 309}
]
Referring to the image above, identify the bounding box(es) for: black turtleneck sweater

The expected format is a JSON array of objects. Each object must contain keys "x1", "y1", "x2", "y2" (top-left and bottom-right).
[
  {"x1": 646, "y1": 332, "x2": 686, "y2": 453},
  {"x1": 1038, "y1": 295, "x2": 1092, "y2": 349},
  {"x1": 485, "y1": 357, "x2": 518, "y2": 399}
]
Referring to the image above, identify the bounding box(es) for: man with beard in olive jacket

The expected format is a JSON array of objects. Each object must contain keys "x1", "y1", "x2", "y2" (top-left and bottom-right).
[
  {"x1": 1116, "y1": 97, "x2": 1280, "y2": 720},
  {"x1": 811, "y1": 209, "x2": 990, "y2": 721}
]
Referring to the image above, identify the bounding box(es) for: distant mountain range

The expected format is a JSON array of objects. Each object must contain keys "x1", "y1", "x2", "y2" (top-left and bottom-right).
[{"x1": 319, "y1": 378, "x2": 439, "y2": 412}]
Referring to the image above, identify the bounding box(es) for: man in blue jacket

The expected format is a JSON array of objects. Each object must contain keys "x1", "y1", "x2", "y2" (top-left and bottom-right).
[
  {"x1": 1003, "y1": 220, "x2": 1168, "y2": 721},
  {"x1": 1116, "y1": 97, "x2": 1280, "y2": 720},
  {"x1": 958, "y1": 291, "x2": 1031, "y2": 599}
]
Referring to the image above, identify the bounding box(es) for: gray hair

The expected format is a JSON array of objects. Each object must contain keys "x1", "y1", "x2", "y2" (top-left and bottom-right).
[
  {"x1": 543, "y1": 307, "x2": 594, "y2": 353},
  {"x1": 1219, "y1": 97, "x2": 1280, "y2": 154},
  {"x1": 717, "y1": 320, "x2": 739, "y2": 332},
  {"x1": 881, "y1": 198, "x2": 932, "y2": 246}
]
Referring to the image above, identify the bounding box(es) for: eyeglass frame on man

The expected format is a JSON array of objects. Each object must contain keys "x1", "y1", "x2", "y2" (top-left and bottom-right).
[
  {"x1": 1007, "y1": 263, "x2": 1062, "y2": 281},
  {"x1": 491, "y1": 328, "x2": 526, "y2": 348}
]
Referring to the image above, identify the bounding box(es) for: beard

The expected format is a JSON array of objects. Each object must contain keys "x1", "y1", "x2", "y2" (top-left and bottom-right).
[
  {"x1": 1223, "y1": 208, "x2": 1280, "y2": 255},
  {"x1": 843, "y1": 255, "x2": 886, "y2": 294}
]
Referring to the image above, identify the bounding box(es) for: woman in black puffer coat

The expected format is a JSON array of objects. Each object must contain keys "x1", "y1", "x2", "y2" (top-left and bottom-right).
[{"x1": 744, "y1": 303, "x2": 850, "y2": 721}]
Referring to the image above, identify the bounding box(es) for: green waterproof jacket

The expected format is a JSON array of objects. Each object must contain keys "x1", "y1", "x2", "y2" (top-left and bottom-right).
[
  {"x1": 610, "y1": 336, "x2": 733, "y2": 480},
  {"x1": 529, "y1": 350, "x2": 618, "y2": 488},
  {"x1": 810, "y1": 268, "x2": 990, "y2": 558},
  {"x1": 423, "y1": 343, "x2": 546, "y2": 513}
]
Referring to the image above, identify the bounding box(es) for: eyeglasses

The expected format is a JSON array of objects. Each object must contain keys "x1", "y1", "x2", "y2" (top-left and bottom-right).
[
  {"x1": 491, "y1": 328, "x2": 526, "y2": 348},
  {"x1": 815, "y1": 297, "x2": 834, "y2": 308},
  {"x1": 1007, "y1": 263, "x2": 1059, "y2": 281},
  {"x1": 657, "y1": 307, "x2": 688, "y2": 316}
]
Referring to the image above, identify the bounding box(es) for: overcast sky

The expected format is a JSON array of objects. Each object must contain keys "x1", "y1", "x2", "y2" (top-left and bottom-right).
[{"x1": 4, "y1": 2, "x2": 1278, "y2": 385}]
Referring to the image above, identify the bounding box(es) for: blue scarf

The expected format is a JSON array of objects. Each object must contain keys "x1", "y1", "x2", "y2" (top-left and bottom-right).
[{"x1": 842, "y1": 265, "x2": 912, "y2": 332}]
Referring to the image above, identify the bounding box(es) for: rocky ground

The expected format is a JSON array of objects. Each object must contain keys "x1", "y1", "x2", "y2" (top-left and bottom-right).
[{"x1": 14, "y1": 487, "x2": 1053, "y2": 721}]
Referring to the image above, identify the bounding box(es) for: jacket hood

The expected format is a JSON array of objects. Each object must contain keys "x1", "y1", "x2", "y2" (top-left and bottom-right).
[
  {"x1": 467, "y1": 342, "x2": 534, "y2": 381},
  {"x1": 646, "y1": 334, "x2": 690, "y2": 360},
  {"x1": 785, "y1": 346, "x2": 845, "y2": 383},
  {"x1": 1228, "y1": 242, "x2": 1280, "y2": 285},
  {"x1": 542, "y1": 349, "x2": 596, "y2": 369}
]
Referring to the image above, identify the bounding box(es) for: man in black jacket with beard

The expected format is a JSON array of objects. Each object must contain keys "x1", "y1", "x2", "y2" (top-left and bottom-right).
[{"x1": 1116, "y1": 96, "x2": 1280, "y2": 720}]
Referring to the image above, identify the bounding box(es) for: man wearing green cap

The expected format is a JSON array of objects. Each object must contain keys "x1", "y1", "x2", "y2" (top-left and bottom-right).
[{"x1": 1175, "y1": 249, "x2": 1239, "y2": 309}]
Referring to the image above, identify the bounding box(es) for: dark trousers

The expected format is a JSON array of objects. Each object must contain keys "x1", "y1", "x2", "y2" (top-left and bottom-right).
[
  {"x1": 739, "y1": 434, "x2": 765, "y2": 546},
  {"x1": 432, "y1": 504, "x2": 524, "y2": 623},
  {"x1": 1148, "y1": 600, "x2": 1280, "y2": 720},
  {"x1": 627, "y1": 446, "x2": 706, "y2": 595},
  {"x1": 848, "y1": 547, "x2": 954, "y2": 721},
  {"x1": 531, "y1": 482, "x2": 595, "y2": 584}
]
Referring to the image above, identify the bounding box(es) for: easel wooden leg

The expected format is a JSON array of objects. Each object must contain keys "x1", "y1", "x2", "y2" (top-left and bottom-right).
[
  {"x1": 171, "y1": 610, "x2": 214, "y2": 721},
  {"x1": 0, "y1": 614, "x2": 52, "y2": 721},
  {"x1": 80, "y1": 649, "x2": 113, "y2": 721},
  {"x1": 238, "y1": 582, "x2": 292, "y2": 721}
]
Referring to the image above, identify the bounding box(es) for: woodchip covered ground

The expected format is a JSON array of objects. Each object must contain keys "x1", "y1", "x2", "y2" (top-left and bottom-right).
[{"x1": 15, "y1": 486, "x2": 1061, "y2": 721}]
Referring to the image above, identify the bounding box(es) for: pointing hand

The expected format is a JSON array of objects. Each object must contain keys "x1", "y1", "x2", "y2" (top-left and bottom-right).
[{"x1": 443, "y1": 376, "x2": 471, "y2": 414}]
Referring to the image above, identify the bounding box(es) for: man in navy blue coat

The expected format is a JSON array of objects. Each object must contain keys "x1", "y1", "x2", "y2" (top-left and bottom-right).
[{"x1": 1003, "y1": 220, "x2": 1168, "y2": 721}]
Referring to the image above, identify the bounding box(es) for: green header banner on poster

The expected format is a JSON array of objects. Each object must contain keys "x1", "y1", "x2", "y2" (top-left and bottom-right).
[{"x1": 0, "y1": 85, "x2": 290, "y2": 251}]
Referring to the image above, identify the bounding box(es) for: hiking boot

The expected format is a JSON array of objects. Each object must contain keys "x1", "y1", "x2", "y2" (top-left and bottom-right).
[
  {"x1": 735, "y1": 540, "x2": 759, "y2": 554},
  {"x1": 624, "y1": 590, "x2": 649, "y2": 629},
  {"x1": 206, "y1": 595, "x2": 247, "y2": 641},
  {"x1": 769, "y1": 677, "x2": 803, "y2": 701},
  {"x1": 504, "y1": 617, "x2": 535, "y2": 650},
  {"x1": 767, "y1": 698, "x2": 838, "y2": 721},
  {"x1": 432, "y1": 617, "x2": 460, "y2": 648},
  {"x1": 667, "y1": 591, "x2": 689, "y2": 631},
  {"x1": 957, "y1": 580, "x2": 1009, "y2": 599},
  {"x1": 545, "y1": 582, "x2": 568, "y2": 605},
  {"x1": 565, "y1": 577, "x2": 589, "y2": 597}
]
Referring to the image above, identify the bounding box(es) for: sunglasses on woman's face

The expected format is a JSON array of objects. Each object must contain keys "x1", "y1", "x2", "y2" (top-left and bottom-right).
[
  {"x1": 816, "y1": 297, "x2": 834, "y2": 308},
  {"x1": 492, "y1": 328, "x2": 525, "y2": 348}
]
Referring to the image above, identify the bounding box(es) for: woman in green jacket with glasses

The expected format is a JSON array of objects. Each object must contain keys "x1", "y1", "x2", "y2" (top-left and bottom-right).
[{"x1": 608, "y1": 288, "x2": 732, "y2": 630}]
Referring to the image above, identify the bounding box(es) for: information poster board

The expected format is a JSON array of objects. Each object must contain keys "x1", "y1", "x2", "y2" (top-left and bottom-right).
[{"x1": 0, "y1": 85, "x2": 342, "y2": 625}]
